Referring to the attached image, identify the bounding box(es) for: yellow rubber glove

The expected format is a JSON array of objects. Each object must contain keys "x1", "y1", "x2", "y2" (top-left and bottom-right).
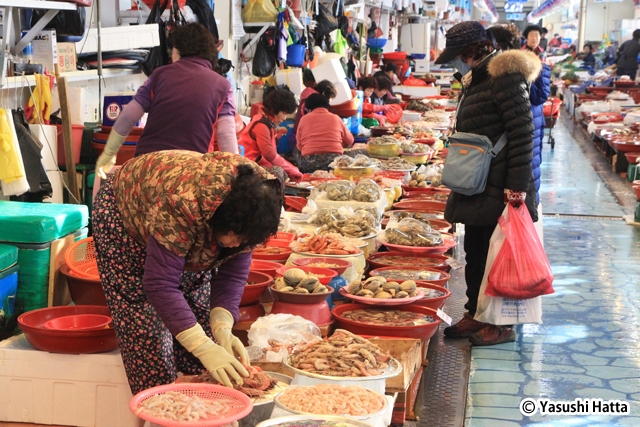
[
  {"x1": 176, "y1": 323, "x2": 249, "y2": 388},
  {"x1": 95, "y1": 130, "x2": 126, "y2": 179},
  {"x1": 210, "y1": 307, "x2": 250, "y2": 365}
]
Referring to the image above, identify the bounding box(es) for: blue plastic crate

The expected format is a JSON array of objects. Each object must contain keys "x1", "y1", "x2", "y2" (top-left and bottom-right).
[{"x1": 0, "y1": 264, "x2": 19, "y2": 315}]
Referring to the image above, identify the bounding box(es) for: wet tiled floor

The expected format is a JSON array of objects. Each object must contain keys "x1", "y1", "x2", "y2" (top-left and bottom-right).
[{"x1": 464, "y1": 115, "x2": 640, "y2": 426}]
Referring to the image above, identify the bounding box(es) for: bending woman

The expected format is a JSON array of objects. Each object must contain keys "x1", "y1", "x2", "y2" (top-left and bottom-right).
[{"x1": 93, "y1": 150, "x2": 282, "y2": 394}]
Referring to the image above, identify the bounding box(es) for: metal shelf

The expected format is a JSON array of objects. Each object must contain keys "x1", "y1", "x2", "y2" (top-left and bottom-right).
[
  {"x1": 4, "y1": 69, "x2": 140, "y2": 89},
  {"x1": 241, "y1": 22, "x2": 276, "y2": 56},
  {"x1": 0, "y1": 0, "x2": 78, "y2": 87}
]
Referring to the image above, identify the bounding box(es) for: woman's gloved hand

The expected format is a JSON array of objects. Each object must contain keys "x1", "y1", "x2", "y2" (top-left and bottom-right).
[
  {"x1": 210, "y1": 307, "x2": 250, "y2": 365},
  {"x1": 504, "y1": 189, "x2": 526, "y2": 207},
  {"x1": 96, "y1": 131, "x2": 126, "y2": 179},
  {"x1": 176, "y1": 323, "x2": 249, "y2": 388}
]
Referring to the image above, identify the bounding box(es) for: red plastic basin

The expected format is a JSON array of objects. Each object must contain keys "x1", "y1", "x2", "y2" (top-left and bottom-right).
[
  {"x1": 624, "y1": 152, "x2": 640, "y2": 164},
  {"x1": 250, "y1": 260, "x2": 282, "y2": 279},
  {"x1": 238, "y1": 302, "x2": 266, "y2": 322},
  {"x1": 369, "y1": 265, "x2": 451, "y2": 287},
  {"x1": 284, "y1": 196, "x2": 308, "y2": 212},
  {"x1": 393, "y1": 200, "x2": 447, "y2": 212},
  {"x1": 18, "y1": 306, "x2": 118, "y2": 354},
  {"x1": 43, "y1": 314, "x2": 112, "y2": 331},
  {"x1": 240, "y1": 271, "x2": 274, "y2": 306},
  {"x1": 271, "y1": 285, "x2": 334, "y2": 304},
  {"x1": 252, "y1": 240, "x2": 293, "y2": 262},
  {"x1": 633, "y1": 185, "x2": 640, "y2": 201},
  {"x1": 270, "y1": 300, "x2": 332, "y2": 325},
  {"x1": 275, "y1": 265, "x2": 338, "y2": 285},
  {"x1": 292, "y1": 257, "x2": 352, "y2": 276},
  {"x1": 60, "y1": 263, "x2": 107, "y2": 306},
  {"x1": 366, "y1": 251, "x2": 451, "y2": 272},
  {"x1": 613, "y1": 141, "x2": 640, "y2": 153},
  {"x1": 410, "y1": 284, "x2": 452, "y2": 310},
  {"x1": 332, "y1": 303, "x2": 442, "y2": 342}
]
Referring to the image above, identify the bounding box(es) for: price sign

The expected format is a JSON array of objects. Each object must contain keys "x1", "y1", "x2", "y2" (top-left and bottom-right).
[
  {"x1": 445, "y1": 258, "x2": 465, "y2": 271},
  {"x1": 437, "y1": 308, "x2": 453, "y2": 326},
  {"x1": 506, "y1": 13, "x2": 527, "y2": 20},
  {"x1": 504, "y1": 3, "x2": 523, "y2": 12}
]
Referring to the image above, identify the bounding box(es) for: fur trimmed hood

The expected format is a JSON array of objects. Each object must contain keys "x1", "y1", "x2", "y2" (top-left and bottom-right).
[{"x1": 488, "y1": 50, "x2": 542, "y2": 83}]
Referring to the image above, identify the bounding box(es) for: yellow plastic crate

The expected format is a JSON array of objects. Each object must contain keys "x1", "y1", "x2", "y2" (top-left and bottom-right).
[
  {"x1": 367, "y1": 142, "x2": 399, "y2": 158},
  {"x1": 333, "y1": 166, "x2": 375, "y2": 180}
]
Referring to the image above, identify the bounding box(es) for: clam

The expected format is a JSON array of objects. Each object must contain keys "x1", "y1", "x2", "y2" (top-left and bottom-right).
[
  {"x1": 365, "y1": 276, "x2": 386, "y2": 285},
  {"x1": 293, "y1": 288, "x2": 310, "y2": 294},
  {"x1": 284, "y1": 268, "x2": 307, "y2": 287},
  {"x1": 375, "y1": 291, "x2": 393, "y2": 299},
  {"x1": 280, "y1": 286, "x2": 295, "y2": 293},
  {"x1": 409, "y1": 289, "x2": 420, "y2": 297},
  {"x1": 274, "y1": 277, "x2": 288, "y2": 290},
  {"x1": 347, "y1": 281, "x2": 362, "y2": 295},
  {"x1": 395, "y1": 291, "x2": 409, "y2": 298},
  {"x1": 399, "y1": 280, "x2": 417, "y2": 292},
  {"x1": 356, "y1": 289, "x2": 375, "y2": 297},
  {"x1": 312, "y1": 284, "x2": 328, "y2": 294},
  {"x1": 364, "y1": 281, "x2": 381, "y2": 293},
  {"x1": 383, "y1": 282, "x2": 400, "y2": 293},
  {"x1": 298, "y1": 277, "x2": 320, "y2": 291}
]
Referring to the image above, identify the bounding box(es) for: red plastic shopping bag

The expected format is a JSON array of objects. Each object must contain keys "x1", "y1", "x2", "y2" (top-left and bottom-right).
[{"x1": 486, "y1": 203, "x2": 554, "y2": 299}]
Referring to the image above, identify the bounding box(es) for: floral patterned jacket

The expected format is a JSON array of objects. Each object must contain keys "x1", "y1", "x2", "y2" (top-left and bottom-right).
[{"x1": 113, "y1": 150, "x2": 280, "y2": 271}]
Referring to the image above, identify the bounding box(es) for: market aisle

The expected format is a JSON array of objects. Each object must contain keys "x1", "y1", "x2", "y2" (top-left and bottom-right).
[{"x1": 464, "y1": 115, "x2": 640, "y2": 426}]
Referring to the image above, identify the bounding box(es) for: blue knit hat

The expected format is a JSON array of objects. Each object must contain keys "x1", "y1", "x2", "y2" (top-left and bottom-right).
[{"x1": 435, "y1": 21, "x2": 489, "y2": 65}]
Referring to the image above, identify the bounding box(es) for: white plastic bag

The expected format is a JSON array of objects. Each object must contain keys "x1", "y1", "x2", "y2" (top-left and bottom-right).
[
  {"x1": 246, "y1": 314, "x2": 321, "y2": 362},
  {"x1": 474, "y1": 206, "x2": 543, "y2": 325}
]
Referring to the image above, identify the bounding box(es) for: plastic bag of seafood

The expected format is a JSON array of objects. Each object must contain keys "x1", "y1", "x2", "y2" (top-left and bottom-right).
[
  {"x1": 352, "y1": 179, "x2": 383, "y2": 203},
  {"x1": 246, "y1": 314, "x2": 322, "y2": 363},
  {"x1": 384, "y1": 218, "x2": 443, "y2": 247},
  {"x1": 310, "y1": 207, "x2": 352, "y2": 226}
]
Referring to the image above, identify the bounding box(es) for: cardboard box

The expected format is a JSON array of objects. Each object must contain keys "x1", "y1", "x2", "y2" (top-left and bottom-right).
[
  {"x1": 103, "y1": 92, "x2": 137, "y2": 127},
  {"x1": 57, "y1": 43, "x2": 77, "y2": 73},
  {"x1": 368, "y1": 337, "x2": 422, "y2": 392},
  {"x1": 311, "y1": 58, "x2": 346, "y2": 84},
  {"x1": 31, "y1": 30, "x2": 58, "y2": 73},
  {"x1": 275, "y1": 68, "x2": 304, "y2": 97}
]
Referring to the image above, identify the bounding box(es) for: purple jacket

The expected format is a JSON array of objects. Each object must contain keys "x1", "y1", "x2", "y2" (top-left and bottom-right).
[
  {"x1": 143, "y1": 236, "x2": 252, "y2": 336},
  {"x1": 133, "y1": 56, "x2": 235, "y2": 155}
]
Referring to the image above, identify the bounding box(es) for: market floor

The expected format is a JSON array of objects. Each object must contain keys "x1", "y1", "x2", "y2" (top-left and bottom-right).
[{"x1": 459, "y1": 114, "x2": 640, "y2": 426}]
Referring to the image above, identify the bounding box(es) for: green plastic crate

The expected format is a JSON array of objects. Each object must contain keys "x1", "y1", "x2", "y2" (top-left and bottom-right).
[
  {"x1": 0, "y1": 201, "x2": 88, "y2": 244},
  {"x1": 0, "y1": 244, "x2": 18, "y2": 271}
]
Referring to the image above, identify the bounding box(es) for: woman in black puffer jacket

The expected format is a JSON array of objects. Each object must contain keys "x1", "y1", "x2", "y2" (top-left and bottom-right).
[{"x1": 434, "y1": 21, "x2": 541, "y2": 346}]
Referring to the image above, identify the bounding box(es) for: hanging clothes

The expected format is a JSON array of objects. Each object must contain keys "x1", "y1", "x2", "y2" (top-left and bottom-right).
[
  {"x1": 11, "y1": 110, "x2": 52, "y2": 201},
  {"x1": 24, "y1": 74, "x2": 53, "y2": 125},
  {"x1": 0, "y1": 109, "x2": 29, "y2": 196}
]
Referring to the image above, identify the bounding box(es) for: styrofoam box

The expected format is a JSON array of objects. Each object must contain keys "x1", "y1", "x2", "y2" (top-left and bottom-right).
[
  {"x1": 0, "y1": 334, "x2": 138, "y2": 427},
  {"x1": 30, "y1": 124, "x2": 58, "y2": 171},
  {"x1": 45, "y1": 171, "x2": 64, "y2": 203},
  {"x1": 311, "y1": 58, "x2": 346, "y2": 84},
  {"x1": 330, "y1": 80, "x2": 353, "y2": 106},
  {"x1": 76, "y1": 24, "x2": 160, "y2": 55},
  {"x1": 275, "y1": 68, "x2": 304, "y2": 98},
  {"x1": 392, "y1": 85, "x2": 440, "y2": 98}
]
